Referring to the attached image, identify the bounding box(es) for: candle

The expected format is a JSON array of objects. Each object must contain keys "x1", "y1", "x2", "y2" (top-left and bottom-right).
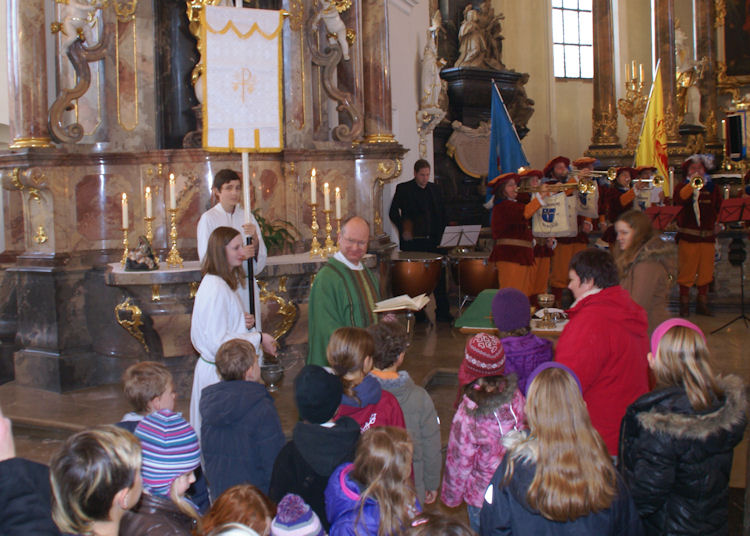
[
  {"x1": 169, "y1": 173, "x2": 176, "y2": 210},
  {"x1": 631, "y1": 60, "x2": 636, "y2": 80},
  {"x1": 310, "y1": 168, "x2": 317, "y2": 204},
  {"x1": 242, "y1": 152, "x2": 251, "y2": 223},
  {"x1": 639, "y1": 63, "x2": 643, "y2": 83},
  {"x1": 235, "y1": 0, "x2": 242, "y2": 8},
  {"x1": 335, "y1": 187, "x2": 341, "y2": 219},
  {"x1": 145, "y1": 187, "x2": 152, "y2": 219},
  {"x1": 323, "y1": 182, "x2": 330, "y2": 211},
  {"x1": 121, "y1": 193, "x2": 128, "y2": 229}
]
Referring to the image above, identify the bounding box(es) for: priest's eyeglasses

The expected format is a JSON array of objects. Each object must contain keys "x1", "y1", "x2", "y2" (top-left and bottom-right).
[{"x1": 341, "y1": 236, "x2": 368, "y2": 247}]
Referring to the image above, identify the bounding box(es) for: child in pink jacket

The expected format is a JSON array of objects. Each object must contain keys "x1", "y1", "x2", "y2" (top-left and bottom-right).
[{"x1": 440, "y1": 333, "x2": 526, "y2": 534}]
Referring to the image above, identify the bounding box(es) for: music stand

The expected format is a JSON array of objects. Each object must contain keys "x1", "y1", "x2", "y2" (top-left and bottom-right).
[
  {"x1": 711, "y1": 198, "x2": 750, "y2": 334},
  {"x1": 439, "y1": 225, "x2": 481, "y2": 248},
  {"x1": 644, "y1": 206, "x2": 681, "y2": 231}
]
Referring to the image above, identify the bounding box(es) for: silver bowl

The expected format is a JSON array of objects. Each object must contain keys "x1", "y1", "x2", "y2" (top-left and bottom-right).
[{"x1": 260, "y1": 363, "x2": 284, "y2": 392}]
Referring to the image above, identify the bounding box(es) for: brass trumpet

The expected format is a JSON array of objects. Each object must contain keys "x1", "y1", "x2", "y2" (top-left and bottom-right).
[
  {"x1": 632, "y1": 175, "x2": 665, "y2": 188},
  {"x1": 519, "y1": 178, "x2": 597, "y2": 195},
  {"x1": 689, "y1": 175, "x2": 704, "y2": 190},
  {"x1": 569, "y1": 167, "x2": 618, "y2": 181}
]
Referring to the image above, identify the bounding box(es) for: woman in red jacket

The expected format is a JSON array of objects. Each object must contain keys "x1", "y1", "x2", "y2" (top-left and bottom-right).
[{"x1": 489, "y1": 172, "x2": 549, "y2": 297}]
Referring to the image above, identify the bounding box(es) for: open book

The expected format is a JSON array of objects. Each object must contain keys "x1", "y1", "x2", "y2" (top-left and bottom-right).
[{"x1": 372, "y1": 294, "x2": 430, "y2": 313}]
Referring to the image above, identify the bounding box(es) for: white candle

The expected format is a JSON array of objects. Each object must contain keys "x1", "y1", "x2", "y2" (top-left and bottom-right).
[
  {"x1": 121, "y1": 193, "x2": 128, "y2": 229},
  {"x1": 169, "y1": 173, "x2": 176, "y2": 210},
  {"x1": 335, "y1": 187, "x2": 341, "y2": 219},
  {"x1": 310, "y1": 168, "x2": 317, "y2": 204},
  {"x1": 639, "y1": 63, "x2": 643, "y2": 83},
  {"x1": 324, "y1": 182, "x2": 330, "y2": 211},
  {"x1": 242, "y1": 152, "x2": 251, "y2": 223},
  {"x1": 235, "y1": 0, "x2": 242, "y2": 8},
  {"x1": 145, "y1": 187, "x2": 152, "y2": 219}
]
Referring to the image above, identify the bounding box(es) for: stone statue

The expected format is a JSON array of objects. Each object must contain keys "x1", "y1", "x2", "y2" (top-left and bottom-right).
[
  {"x1": 421, "y1": 14, "x2": 446, "y2": 110},
  {"x1": 312, "y1": 0, "x2": 350, "y2": 61},
  {"x1": 454, "y1": 3, "x2": 505, "y2": 71},
  {"x1": 675, "y1": 26, "x2": 706, "y2": 127}
]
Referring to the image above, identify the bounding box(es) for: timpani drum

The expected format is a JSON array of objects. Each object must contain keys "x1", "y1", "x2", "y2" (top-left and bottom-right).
[
  {"x1": 451, "y1": 250, "x2": 499, "y2": 297},
  {"x1": 390, "y1": 251, "x2": 443, "y2": 297}
]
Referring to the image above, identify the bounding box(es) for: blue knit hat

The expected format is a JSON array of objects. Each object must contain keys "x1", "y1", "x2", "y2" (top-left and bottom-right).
[
  {"x1": 270, "y1": 494, "x2": 324, "y2": 536},
  {"x1": 135, "y1": 410, "x2": 201, "y2": 497}
]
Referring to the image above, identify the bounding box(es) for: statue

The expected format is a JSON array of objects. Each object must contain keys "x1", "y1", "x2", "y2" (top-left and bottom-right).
[
  {"x1": 675, "y1": 26, "x2": 706, "y2": 127},
  {"x1": 125, "y1": 236, "x2": 159, "y2": 271},
  {"x1": 421, "y1": 14, "x2": 447, "y2": 110},
  {"x1": 312, "y1": 0, "x2": 350, "y2": 61},
  {"x1": 454, "y1": 3, "x2": 505, "y2": 70}
]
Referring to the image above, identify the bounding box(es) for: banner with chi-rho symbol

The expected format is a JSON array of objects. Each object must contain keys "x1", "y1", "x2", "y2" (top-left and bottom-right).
[{"x1": 201, "y1": 5, "x2": 283, "y2": 152}]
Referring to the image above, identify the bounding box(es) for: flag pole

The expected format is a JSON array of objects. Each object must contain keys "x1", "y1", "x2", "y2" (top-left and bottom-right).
[{"x1": 632, "y1": 59, "x2": 660, "y2": 166}]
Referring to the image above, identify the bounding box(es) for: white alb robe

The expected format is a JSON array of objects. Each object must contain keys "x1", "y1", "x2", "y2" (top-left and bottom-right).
[
  {"x1": 196, "y1": 203, "x2": 267, "y2": 330},
  {"x1": 189, "y1": 273, "x2": 261, "y2": 438}
]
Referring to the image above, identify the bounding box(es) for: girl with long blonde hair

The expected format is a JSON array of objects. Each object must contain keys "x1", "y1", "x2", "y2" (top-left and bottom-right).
[
  {"x1": 325, "y1": 426, "x2": 420, "y2": 536},
  {"x1": 619, "y1": 319, "x2": 747, "y2": 535},
  {"x1": 480, "y1": 363, "x2": 643, "y2": 535}
]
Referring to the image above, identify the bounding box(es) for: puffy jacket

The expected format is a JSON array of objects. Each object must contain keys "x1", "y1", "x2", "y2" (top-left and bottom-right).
[
  {"x1": 325, "y1": 463, "x2": 420, "y2": 536},
  {"x1": 441, "y1": 374, "x2": 526, "y2": 509},
  {"x1": 555, "y1": 285, "x2": 650, "y2": 455},
  {"x1": 335, "y1": 375, "x2": 406, "y2": 432},
  {"x1": 499, "y1": 333, "x2": 554, "y2": 394},
  {"x1": 120, "y1": 493, "x2": 196, "y2": 536},
  {"x1": 481, "y1": 449, "x2": 644, "y2": 536},
  {"x1": 200, "y1": 380, "x2": 285, "y2": 498},
  {"x1": 619, "y1": 375, "x2": 747, "y2": 535}
]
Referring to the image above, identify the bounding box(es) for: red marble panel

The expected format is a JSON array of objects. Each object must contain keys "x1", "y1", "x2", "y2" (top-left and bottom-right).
[{"x1": 76, "y1": 174, "x2": 133, "y2": 240}]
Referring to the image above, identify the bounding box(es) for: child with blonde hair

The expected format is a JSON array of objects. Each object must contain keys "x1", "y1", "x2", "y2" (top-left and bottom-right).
[
  {"x1": 325, "y1": 426, "x2": 420, "y2": 536},
  {"x1": 327, "y1": 327, "x2": 405, "y2": 431},
  {"x1": 620, "y1": 319, "x2": 747, "y2": 535}
]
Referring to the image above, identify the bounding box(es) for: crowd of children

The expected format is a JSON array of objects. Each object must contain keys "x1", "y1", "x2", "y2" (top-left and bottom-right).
[{"x1": 0, "y1": 260, "x2": 746, "y2": 536}]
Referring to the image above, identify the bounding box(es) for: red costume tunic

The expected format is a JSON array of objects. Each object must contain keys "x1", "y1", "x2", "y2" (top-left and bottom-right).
[
  {"x1": 489, "y1": 198, "x2": 541, "y2": 265},
  {"x1": 673, "y1": 180, "x2": 721, "y2": 243}
]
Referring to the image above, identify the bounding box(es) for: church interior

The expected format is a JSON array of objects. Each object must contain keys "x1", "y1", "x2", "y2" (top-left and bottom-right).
[{"x1": 1, "y1": 0, "x2": 750, "y2": 532}]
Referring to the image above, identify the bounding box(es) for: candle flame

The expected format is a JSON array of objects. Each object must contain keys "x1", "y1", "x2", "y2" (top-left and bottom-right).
[
  {"x1": 335, "y1": 187, "x2": 340, "y2": 194},
  {"x1": 169, "y1": 173, "x2": 175, "y2": 182},
  {"x1": 122, "y1": 193, "x2": 127, "y2": 202},
  {"x1": 311, "y1": 168, "x2": 316, "y2": 177},
  {"x1": 145, "y1": 186, "x2": 151, "y2": 195}
]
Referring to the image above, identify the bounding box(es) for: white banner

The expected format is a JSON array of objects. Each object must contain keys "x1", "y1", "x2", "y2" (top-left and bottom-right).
[
  {"x1": 532, "y1": 192, "x2": 578, "y2": 237},
  {"x1": 202, "y1": 6, "x2": 284, "y2": 152},
  {"x1": 576, "y1": 187, "x2": 599, "y2": 219}
]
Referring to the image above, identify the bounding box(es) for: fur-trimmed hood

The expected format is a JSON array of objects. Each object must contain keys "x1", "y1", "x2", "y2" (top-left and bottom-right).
[
  {"x1": 635, "y1": 374, "x2": 747, "y2": 442},
  {"x1": 620, "y1": 234, "x2": 677, "y2": 279},
  {"x1": 462, "y1": 373, "x2": 520, "y2": 417}
]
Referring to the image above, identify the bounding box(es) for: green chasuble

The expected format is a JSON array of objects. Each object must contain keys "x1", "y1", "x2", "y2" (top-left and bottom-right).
[{"x1": 307, "y1": 257, "x2": 381, "y2": 367}]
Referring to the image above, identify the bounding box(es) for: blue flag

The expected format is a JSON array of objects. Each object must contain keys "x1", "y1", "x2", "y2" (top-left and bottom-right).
[{"x1": 487, "y1": 82, "x2": 529, "y2": 201}]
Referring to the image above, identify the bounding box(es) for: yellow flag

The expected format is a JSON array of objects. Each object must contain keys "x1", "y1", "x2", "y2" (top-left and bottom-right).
[{"x1": 634, "y1": 61, "x2": 669, "y2": 195}]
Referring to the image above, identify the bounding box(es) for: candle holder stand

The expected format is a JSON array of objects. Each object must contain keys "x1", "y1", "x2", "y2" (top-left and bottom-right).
[
  {"x1": 309, "y1": 203, "x2": 323, "y2": 258},
  {"x1": 336, "y1": 217, "x2": 342, "y2": 245},
  {"x1": 144, "y1": 217, "x2": 155, "y2": 244},
  {"x1": 323, "y1": 209, "x2": 336, "y2": 256},
  {"x1": 120, "y1": 228, "x2": 129, "y2": 266},
  {"x1": 166, "y1": 209, "x2": 183, "y2": 268}
]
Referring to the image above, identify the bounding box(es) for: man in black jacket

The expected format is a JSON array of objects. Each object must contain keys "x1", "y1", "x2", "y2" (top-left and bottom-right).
[{"x1": 388, "y1": 159, "x2": 452, "y2": 322}]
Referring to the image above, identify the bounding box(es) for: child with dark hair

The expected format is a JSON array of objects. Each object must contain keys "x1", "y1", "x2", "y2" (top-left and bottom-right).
[
  {"x1": 405, "y1": 513, "x2": 475, "y2": 536},
  {"x1": 490, "y1": 288, "x2": 553, "y2": 394},
  {"x1": 201, "y1": 338, "x2": 284, "y2": 500},
  {"x1": 368, "y1": 320, "x2": 441, "y2": 505},
  {"x1": 269, "y1": 365, "x2": 360, "y2": 530}
]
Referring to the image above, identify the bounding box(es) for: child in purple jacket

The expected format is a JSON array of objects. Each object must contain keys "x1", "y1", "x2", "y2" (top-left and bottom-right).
[
  {"x1": 491, "y1": 288, "x2": 553, "y2": 394},
  {"x1": 440, "y1": 333, "x2": 526, "y2": 534}
]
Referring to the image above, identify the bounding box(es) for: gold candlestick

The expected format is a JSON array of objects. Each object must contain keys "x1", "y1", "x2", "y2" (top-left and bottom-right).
[
  {"x1": 310, "y1": 203, "x2": 322, "y2": 258},
  {"x1": 166, "y1": 208, "x2": 183, "y2": 268},
  {"x1": 144, "y1": 217, "x2": 155, "y2": 244},
  {"x1": 336, "y1": 217, "x2": 342, "y2": 243},
  {"x1": 617, "y1": 74, "x2": 647, "y2": 151},
  {"x1": 121, "y1": 228, "x2": 129, "y2": 266},
  {"x1": 323, "y1": 209, "x2": 336, "y2": 256}
]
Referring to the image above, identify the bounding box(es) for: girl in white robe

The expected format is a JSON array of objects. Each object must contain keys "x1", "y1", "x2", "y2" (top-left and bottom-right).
[
  {"x1": 197, "y1": 168, "x2": 267, "y2": 330},
  {"x1": 190, "y1": 226, "x2": 274, "y2": 438}
]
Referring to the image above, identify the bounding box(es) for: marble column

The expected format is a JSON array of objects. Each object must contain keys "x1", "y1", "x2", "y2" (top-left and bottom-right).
[
  {"x1": 7, "y1": 0, "x2": 54, "y2": 148},
  {"x1": 361, "y1": 0, "x2": 395, "y2": 143},
  {"x1": 654, "y1": 0, "x2": 680, "y2": 142},
  {"x1": 590, "y1": 0, "x2": 619, "y2": 147},
  {"x1": 694, "y1": 0, "x2": 719, "y2": 144}
]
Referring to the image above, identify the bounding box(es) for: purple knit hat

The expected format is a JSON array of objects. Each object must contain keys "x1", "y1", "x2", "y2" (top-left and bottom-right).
[
  {"x1": 650, "y1": 318, "x2": 706, "y2": 357},
  {"x1": 525, "y1": 362, "x2": 582, "y2": 396},
  {"x1": 270, "y1": 494, "x2": 324, "y2": 536},
  {"x1": 491, "y1": 288, "x2": 531, "y2": 332}
]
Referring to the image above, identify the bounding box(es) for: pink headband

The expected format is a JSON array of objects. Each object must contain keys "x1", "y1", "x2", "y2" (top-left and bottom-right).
[{"x1": 650, "y1": 318, "x2": 706, "y2": 357}]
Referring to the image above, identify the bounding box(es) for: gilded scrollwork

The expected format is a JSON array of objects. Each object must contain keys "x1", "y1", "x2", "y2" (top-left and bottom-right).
[
  {"x1": 372, "y1": 159, "x2": 403, "y2": 235},
  {"x1": 257, "y1": 278, "x2": 298, "y2": 341},
  {"x1": 591, "y1": 110, "x2": 619, "y2": 145},
  {"x1": 115, "y1": 297, "x2": 149, "y2": 352},
  {"x1": 2, "y1": 167, "x2": 45, "y2": 203},
  {"x1": 33, "y1": 226, "x2": 49, "y2": 245}
]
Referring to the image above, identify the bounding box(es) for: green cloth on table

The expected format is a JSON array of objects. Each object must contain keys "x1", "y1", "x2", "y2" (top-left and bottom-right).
[{"x1": 454, "y1": 289, "x2": 499, "y2": 331}]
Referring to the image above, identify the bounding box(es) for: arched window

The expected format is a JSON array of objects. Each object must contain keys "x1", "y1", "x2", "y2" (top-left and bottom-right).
[{"x1": 552, "y1": 0, "x2": 594, "y2": 79}]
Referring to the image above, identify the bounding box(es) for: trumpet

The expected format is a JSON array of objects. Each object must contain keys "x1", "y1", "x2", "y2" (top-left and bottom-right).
[
  {"x1": 569, "y1": 167, "x2": 618, "y2": 181},
  {"x1": 519, "y1": 178, "x2": 597, "y2": 195},
  {"x1": 689, "y1": 175, "x2": 704, "y2": 190},
  {"x1": 632, "y1": 175, "x2": 665, "y2": 188}
]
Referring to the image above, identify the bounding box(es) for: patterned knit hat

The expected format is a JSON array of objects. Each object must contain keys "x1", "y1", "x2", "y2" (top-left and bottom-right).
[
  {"x1": 270, "y1": 494, "x2": 324, "y2": 536},
  {"x1": 135, "y1": 410, "x2": 201, "y2": 497},
  {"x1": 458, "y1": 333, "x2": 506, "y2": 389}
]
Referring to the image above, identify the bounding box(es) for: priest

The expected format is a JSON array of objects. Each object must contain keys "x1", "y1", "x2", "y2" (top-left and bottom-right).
[{"x1": 306, "y1": 216, "x2": 381, "y2": 367}]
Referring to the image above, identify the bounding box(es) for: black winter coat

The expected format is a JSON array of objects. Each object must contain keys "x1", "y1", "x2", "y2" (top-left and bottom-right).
[
  {"x1": 268, "y1": 417, "x2": 360, "y2": 530},
  {"x1": 0, "y1": 458, "x2": 60, "y2": 535},
  {"x1": 120, "y1": 493, "x2": 196, "y2": 536},
  {"x1": 618, "y1": 374, "x2": 747, "y2": 535},
  {"x1": 480, "y1": 448, "x2": 643, "y2": 536},
  {"x1": 200, "y1": 380, "x2": 285, "y2": 499}
]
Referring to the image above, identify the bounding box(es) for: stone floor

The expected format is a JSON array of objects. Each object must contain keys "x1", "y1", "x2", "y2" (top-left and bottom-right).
[{"x1": 2, "y1": 302, "x2": 749, "y2": 532}]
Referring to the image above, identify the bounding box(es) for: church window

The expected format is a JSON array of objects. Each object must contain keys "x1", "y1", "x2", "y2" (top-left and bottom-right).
[{"x1": 552, "y1": 0, "x2": 594, "y2": 79}]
